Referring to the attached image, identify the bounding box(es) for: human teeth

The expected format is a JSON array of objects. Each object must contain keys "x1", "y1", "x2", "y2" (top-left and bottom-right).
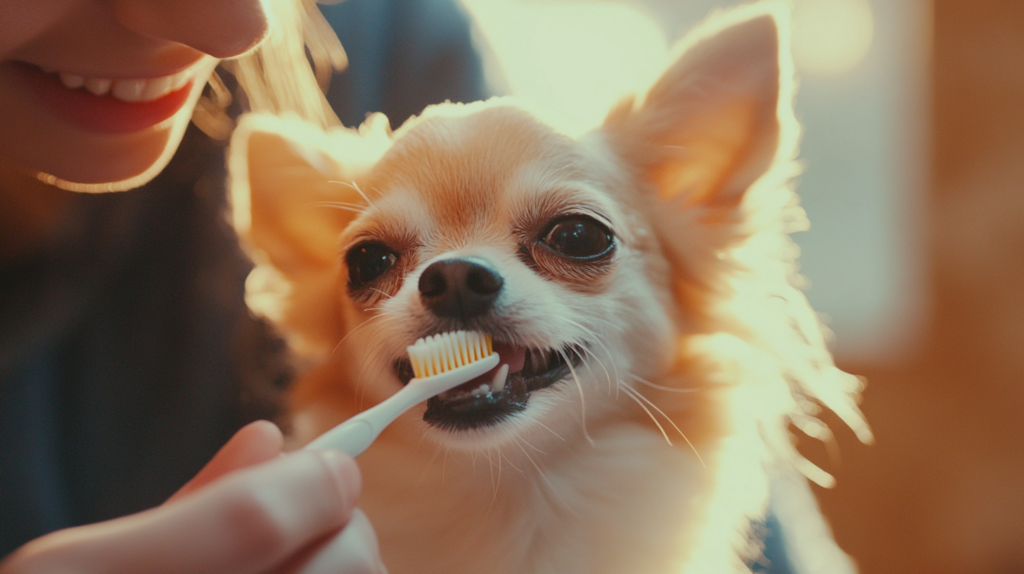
[
  {"x1": 59, "y1": 73, "x2": 84, "y2": 89},
  {"x1": 84, "y1": 77, "x2": 112, "y2": 96},
  {"x1": 140, "y1": 76, "x2": 172, "y2": 101},
  {"x1": 54, "y1": 68, "x2": 193, "y2": 102},
  {"x1": 170, "y1": 70, "x2": 191, "y2": 91},
  {"x1": 111, "y1": 79, "x2": 146, "y2": 102}
]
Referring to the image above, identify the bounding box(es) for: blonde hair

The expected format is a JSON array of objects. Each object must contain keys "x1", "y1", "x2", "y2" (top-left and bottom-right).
[{"x1": 194, "y1": 0, "x2": 348, "y2": 139}]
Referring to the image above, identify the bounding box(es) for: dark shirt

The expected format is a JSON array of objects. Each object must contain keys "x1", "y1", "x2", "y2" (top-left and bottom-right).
[{"x1": 0, "y1": 0, "x2": 487, "y2": 556}]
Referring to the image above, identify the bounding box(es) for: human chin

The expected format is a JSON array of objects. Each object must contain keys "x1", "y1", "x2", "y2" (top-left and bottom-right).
[{"x1": 0, "y1": 57, "x2": 217, "y2": 192}]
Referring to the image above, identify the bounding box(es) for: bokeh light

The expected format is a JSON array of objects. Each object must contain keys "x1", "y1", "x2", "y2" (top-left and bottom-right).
[
  {"x1": 792, "y1": 0, "x2": 874, "y2": 75},
  {"x1": 461, "y1": 0, "x2": 668, "y2": 136}
]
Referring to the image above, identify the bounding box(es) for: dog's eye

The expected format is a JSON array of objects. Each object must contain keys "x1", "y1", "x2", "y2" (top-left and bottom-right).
[
  {"x1": 541, "y1": 216, "x2": 615, "y2": 259},
  {"x1": 346, "y1": 241, "x2": 398, "y2": 288}
]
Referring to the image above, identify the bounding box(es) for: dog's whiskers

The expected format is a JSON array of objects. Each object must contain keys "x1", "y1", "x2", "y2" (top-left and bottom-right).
[
  {"x1": 370, "y1": 287, "x2": 394, "y2": 300},
  {"x1": 327, "y1": 180, "x2": 375, "y2": 208},
  {"x1": 483, "y1": 448, "x2": 499, "y2": 497},
  {"x1": 353, "y1": 336, "x2": 399, "y2": 409},
  {"x1": 534, "y1": 420, "x2": 566, "y2": 442},
  {"x1": 332, "y1": 313, "x2": 399, "y2": 357},
  {"x1": 568, "y1": 345, "x2": 593, "y2": 382},
  {"x1": 560, "y1": 316, "x2": 620, "y2": 397},
  {"x1": 499, "y1": 448, "x2": 526, "y2": 475},
  {"x1": 517, "y1": 435, "x2": 549, "y2": 456},
  {"x1": 621, "y1": 384, "x2": 705, "y2": 468},
  {"x1": 512, "y1": 437, "x2": 577, "y2": 516},
  {"x1": 302, "y1": 200, "x2": 367, "y2": 215},
  {"x1": 486, "y1": 448, "x2": 503, "y2": 516},
  {"x1": 557, "y1": 347, "x2": 595, "y2": 447},
  {"x1": 419, "y1": 443, "x2": 447, "y2": 489},
  {"x1": 573, "y1": 344, "x2": 614, "y2": 398},
  {"x1": 620, "y1": 385, "x2": 674, "y2": 446},
  {"x1": 442, "y1": 446, "x2": 451, "y2": 486},
  {"x1": 628, "y1": 373, "x2": 700, "y2": 393}
]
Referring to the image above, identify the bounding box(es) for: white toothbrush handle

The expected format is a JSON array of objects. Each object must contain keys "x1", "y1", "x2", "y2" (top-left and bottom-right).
[
  {"x1": 304, "y1": 419, "x2": 377, "y2": 456},
  {"x1": 303, "y1": 354, "x2": 499, "y2": 457}
]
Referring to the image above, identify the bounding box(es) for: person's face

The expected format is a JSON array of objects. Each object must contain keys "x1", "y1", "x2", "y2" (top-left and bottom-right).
[{"x1": 0, "y1": 0, "x2": 269, "y2": 190}]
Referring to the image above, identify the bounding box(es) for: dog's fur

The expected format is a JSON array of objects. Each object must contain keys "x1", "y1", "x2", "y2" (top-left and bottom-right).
[{"x1": 227, "y1": 4, "x2": 871, "y2": 573}]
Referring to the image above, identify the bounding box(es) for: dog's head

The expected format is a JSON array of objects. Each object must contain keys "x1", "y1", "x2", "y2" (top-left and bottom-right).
[{"x1": 229, "y1": 5, "x2": 870, "y2": 462}]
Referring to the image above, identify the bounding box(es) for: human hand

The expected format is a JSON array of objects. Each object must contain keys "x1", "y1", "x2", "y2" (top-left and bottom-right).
[{"x1": 0, "y1": 421, "x2": 386, "y2": 574}]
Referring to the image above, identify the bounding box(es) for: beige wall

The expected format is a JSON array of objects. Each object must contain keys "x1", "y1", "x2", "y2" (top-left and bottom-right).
[{"x1": 816, "y1": 2, "x2": 1024, "y2": 573}]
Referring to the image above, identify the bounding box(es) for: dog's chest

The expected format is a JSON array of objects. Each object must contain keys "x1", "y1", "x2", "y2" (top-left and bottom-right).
[{"x1": 356, "y1": 422, "x2": 708, "y2": 574}]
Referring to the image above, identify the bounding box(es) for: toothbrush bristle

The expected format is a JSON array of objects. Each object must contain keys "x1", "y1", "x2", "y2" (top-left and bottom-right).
[{"x1": 407, "y1": 331, "x2": 493, "y2": 379}]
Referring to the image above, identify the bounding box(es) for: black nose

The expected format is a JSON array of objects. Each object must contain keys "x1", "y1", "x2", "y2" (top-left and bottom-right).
[{"x1": 418, "y1": 258, "x2": 503, "y2": 320}]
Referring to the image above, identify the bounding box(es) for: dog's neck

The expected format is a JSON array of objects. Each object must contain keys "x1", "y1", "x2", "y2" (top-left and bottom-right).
[
  {"x1": 291, "y1": 360, "x2": 758, "y2": 574},
  {"x1": 358, "y1": 416, "x2": 709, "y2": 574}
]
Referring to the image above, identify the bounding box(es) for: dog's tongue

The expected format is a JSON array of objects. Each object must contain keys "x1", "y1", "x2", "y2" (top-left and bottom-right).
[{"x1": 494, "y1": 341, "x2": 526, "y2": 375}]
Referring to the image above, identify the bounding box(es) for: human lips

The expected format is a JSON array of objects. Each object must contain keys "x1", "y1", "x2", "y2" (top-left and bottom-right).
[{"x1": 7, "y1": 61, "x2": 205, "y2": 134}]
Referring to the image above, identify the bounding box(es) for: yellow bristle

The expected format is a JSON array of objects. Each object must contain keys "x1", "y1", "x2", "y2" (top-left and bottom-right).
[
  {"x1": 443, "y1": 335, "x2": 456, "y2": 371},
  {"x1": 406, "y1": 331, "x2": 493, "y2": 380},
  {"x1": 457, "y1": 331, "x2": 468, "y2": 366}
]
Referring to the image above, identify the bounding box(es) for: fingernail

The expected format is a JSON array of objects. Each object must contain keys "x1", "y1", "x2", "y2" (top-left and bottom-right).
[{"x1": 318, "y1": 450, "x2": 361, "y2": 508}]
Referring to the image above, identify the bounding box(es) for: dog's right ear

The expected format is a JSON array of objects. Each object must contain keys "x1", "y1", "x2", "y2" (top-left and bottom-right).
[
  {"x1": 601, "y1": 5, "x2": 793, "y2": 210},
  {"x1": 228, "y1": 113, "x2": 391, "y2": 358}
]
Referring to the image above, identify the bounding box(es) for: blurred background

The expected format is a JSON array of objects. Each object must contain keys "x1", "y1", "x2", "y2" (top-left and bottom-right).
[{"x1": 454, "y1": 1, "x2": 1024, "y2": 573}]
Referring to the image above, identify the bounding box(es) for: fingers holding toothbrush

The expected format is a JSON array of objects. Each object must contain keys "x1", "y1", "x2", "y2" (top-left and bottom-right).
[
  {"x1": 0, "y1": 421, "x2": 386, "y2": 574},
  {"x1": 276, "y1": 509, "x2": 385, "y2": 574},
  {"x1": 173, "y1": 421, "x2": 387, "y2": 574}
]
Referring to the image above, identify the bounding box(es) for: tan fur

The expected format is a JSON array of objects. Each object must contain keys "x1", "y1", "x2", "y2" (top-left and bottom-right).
[{"x1": 228, "y1": 4, "x2": 870, "y2": 573}]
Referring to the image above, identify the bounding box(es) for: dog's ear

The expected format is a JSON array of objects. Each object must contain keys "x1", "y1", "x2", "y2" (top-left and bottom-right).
[
  {"x1": 602, "y1": 6, "x2": 794, "y2": 208},
  {"x1": 601, "y1": 7, "x2": 874, "y2": 465},
  {"x1": 228, "y1": 113, "x2": 391, "y2": 358},
  {"x1": 230, "y1": 113, "x2": 375, "y2": 276}
]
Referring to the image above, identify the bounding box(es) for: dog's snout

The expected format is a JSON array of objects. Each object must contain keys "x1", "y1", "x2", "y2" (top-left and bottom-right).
[{"x1": 418, "y1": 258, "x2": 503, "y2": 320}]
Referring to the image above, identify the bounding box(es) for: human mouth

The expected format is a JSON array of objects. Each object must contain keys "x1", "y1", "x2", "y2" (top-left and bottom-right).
[
  {"x1": 6, "y1": 61, "x2": 204, "y2": 134},
  {"x1": 48, "y1": 68, "x2": 194, "y2": 103}
]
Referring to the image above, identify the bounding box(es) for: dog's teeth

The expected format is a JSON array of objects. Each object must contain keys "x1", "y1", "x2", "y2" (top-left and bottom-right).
[{"x1": 492, "y1": 364, "x2": 509, "y2": 392}]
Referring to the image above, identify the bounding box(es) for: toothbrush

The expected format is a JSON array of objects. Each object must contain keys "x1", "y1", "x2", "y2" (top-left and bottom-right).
[{"x1": 303, "y1": 330, "x2": 502, "y2": 456}]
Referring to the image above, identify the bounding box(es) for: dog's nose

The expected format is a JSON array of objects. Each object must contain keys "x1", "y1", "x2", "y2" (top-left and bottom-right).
[{"x1": 418, "y1": 258, "x2": 503, "y2": 320}]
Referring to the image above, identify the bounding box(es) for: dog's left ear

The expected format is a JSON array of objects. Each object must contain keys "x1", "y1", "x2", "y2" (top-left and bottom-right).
[
  {"x1": 229, "y1": 114, "x2": 351, "y2": 276},
  {"x1": 228, "y1": 113, "x2": 392, "y2": 358},
  {"x1": 602, "y1": 5, "x2": 793, "y2": 208}
]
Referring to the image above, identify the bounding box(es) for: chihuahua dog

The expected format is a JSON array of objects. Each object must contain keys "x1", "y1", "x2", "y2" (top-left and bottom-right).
[{"x1": 228, "y1": 4, "x2": 872, "y2": 573}]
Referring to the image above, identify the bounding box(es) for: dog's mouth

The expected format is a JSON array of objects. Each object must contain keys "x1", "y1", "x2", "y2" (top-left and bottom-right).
[{"x1": 394, "y1": 341, "x2": 582, "y2": 431}]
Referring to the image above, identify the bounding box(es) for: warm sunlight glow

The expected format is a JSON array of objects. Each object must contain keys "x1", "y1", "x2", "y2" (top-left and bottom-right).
[
  {"x1": 462, "y1": 0, "x2": 668, "y2": 136},
  {"x1": 792, "y1": 0, "x2": 874, "y2": 75}
]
